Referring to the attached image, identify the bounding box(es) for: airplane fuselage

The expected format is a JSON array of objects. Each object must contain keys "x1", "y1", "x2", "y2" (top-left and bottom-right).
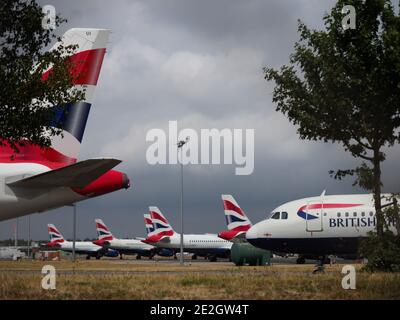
[
  {"x1": 52, "y1": 241, "x2": 104, "y2": 256},
  {"x1": 150, "y1": 233, "x2": 232, "y2": 257},
  {"x1": 101, "y1": 238, "x2": 155, "y2": 256},
  {"x1": 246, "y1": 194, "x2": 397, "y2": 256}
]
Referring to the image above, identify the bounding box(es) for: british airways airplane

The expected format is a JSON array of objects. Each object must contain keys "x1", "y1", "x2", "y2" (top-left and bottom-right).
[
  {"x1": 93, "y1": 219, "x2": 156, "y2": 259},
  {"x1": 46, "y1": 224, "x2": 118, "y2": 260},
  {"x1": 246, "y1": 192, "x2": 398, "y2": 264},
  {"x1": 143, "y1": 207, "x2": 232, "y2": 261},
  {"x1": 0, "y1": 28, "x2": 130, "y2": 222}
]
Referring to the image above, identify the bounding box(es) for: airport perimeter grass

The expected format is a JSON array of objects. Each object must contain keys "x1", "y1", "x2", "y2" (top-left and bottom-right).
[{"x1": 1, "y1": 260, "x2": 400, "y2": 299}]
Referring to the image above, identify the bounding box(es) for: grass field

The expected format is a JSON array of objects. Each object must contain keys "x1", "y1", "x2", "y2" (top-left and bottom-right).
[{"x1": 1, "y1": 259, "x2": 400, "y2": 299}]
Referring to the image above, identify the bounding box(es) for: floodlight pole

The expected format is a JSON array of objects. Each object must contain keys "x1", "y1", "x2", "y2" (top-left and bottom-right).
[
  {"x1": 177, "y1": 137, "x2": 189, "y2": 266},
  {"x1": 15, "y1": 218, "x2": 18, "y2": 247},
  {"x1": 28, "y1": 216, "x2": 31, "y2": 259},
  {"x1": 72, "y1": 204, "x2": 77, "y2": 263}
]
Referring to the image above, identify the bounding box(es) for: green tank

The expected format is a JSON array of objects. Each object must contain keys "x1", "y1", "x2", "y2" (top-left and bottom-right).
[{"x1": 230, "y1": 242, "x2": 271, "y2": 266}]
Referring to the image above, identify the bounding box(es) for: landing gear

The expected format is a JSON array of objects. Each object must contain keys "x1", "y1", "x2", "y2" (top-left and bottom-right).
[
  {"x1": 191, "y1": 254, "x2": 197, "y2": 260},
  {"x1": 136, "y1": 255, "x2": 142, "y2": 260},
  {"x1": 312, "y1": 256, "x2": 325, "y2": 274},
  {"x1": 96, "y1": 255, "x2": 101, "y2": 260},
  {"x1": 209, "y1": 255, "x2": 217, "y2": 262},
  {"x1": 120, "y1": 254, "x2": 124, "y2": 260},
  {"x1": 86, "y1": 255, "x2": 91, "y2": 260},
  {"x1": 296, "y1": 256, "x2": 306, "y2": 264}
]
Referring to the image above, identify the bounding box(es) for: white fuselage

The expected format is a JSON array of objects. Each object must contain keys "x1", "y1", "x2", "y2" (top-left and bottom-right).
[
  {"x1": 0, "y1": 163, "x2": 85, "y2": 221},
  {"x1": 151, "y1": 233, "x2": 232, "y2": 257},
  {"x1": 246, "y1": 194, "x2": 397, "y2": 256},
  {"x1": 57, "y1": 241, "x2": 103, "y2": 255},
  {"x1": 106, "y1": 238, "x2": 155, "y2": 255}
]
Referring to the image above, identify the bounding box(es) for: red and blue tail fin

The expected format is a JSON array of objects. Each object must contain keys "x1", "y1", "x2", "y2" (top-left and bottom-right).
[
  {"x1": 144, "y1": 207, "x2": 175, "y2": 243},
  {"x1": 47, "y1": 223, "x2": 65, "y2": 246},
  {"x1": 1, "y1": 28, "x2": 110, "y2": 166},
  {"x1": 95, "y1": 218, "x2": 114, "y2": 243},
  {"x1": 218, "y1": 195, "x2": 252, "y2": 241}
]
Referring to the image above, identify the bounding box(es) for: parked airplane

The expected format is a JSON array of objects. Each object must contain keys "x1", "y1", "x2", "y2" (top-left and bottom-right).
[
  {"x1": 0, "y1": 28, "x2": 130, "y2": 222},
  {"x1": 218, "y1": 195, "x2": 252, "y2": 241},
  {"x1": 93, "y1": 219, "x2": 156, "y2": 259},
  {"x1": 143, "y1": 213, "x2": 175, "y2": 257},
  {"x1": 45, "y1": 224, "x2": 118, "y2": 259},
  {"x1": 143, "y1": 207, "x2": 232, "y2": 261},
  {"x1": 246, "y1": 192, "x2": 398, "y2": 264}
]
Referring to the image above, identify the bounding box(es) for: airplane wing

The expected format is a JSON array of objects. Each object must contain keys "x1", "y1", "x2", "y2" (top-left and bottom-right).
[{"x1": 7, "y1": 158, "x2": 121, "y2": 189}]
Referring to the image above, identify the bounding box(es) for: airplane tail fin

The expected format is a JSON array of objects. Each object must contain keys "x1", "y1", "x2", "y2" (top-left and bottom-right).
[
  {"x1": 1, "y1": 28, "x2": 110, "y2": 165},
  {"x1": 218, "y1": 195, "x2": 252, "y2": 241},
  {"x1": 95, "y1": 218, "x2": 114, "y2": 241},
  {"x1": 144, "y1": 207, "x2": 175, "y2": 243},
  {"x1": 47, "y1": 223, "x2": 65, "y2": 246}
]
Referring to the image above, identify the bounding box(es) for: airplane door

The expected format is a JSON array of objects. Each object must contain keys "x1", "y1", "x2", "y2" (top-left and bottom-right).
[{"x1": 305, "y1": 200, "x2": 324, "y2": 232}]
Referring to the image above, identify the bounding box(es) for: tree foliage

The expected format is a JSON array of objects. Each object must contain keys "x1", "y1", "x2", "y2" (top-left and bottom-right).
[
  {"x1": 360, "y1": 230, "x2": 400, "y2": 272},
  {"x1": 264, "y1": 0, "x2": 400, "y2": 236},
  {"x1": 0, "y1": 0, "x2": 84, "y2": 151}
]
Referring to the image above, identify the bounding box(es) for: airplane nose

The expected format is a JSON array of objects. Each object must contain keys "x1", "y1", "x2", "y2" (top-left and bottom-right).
[{"x1": 246, "y1": 225, "x2": 259, "y2": 241}]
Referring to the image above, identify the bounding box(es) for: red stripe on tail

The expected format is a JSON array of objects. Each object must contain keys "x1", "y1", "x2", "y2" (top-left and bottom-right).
[
  {"x1": 42, "y1": 48, "x2": 106, "y2": 86},
  {"x1": 223, "y1": 200, "x2": 245, "y2": 216}
]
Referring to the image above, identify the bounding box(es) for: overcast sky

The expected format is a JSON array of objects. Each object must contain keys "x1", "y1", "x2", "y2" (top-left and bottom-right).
[{"x1": 1, "y1": 0, "x2": 400, "y2": 241}]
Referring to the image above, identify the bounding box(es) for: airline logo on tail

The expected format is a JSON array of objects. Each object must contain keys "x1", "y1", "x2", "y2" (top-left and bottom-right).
[
  {"x1": 0, "y1": 28, "x2": 110, "y2": 166},
  {"x1": 47, "y1": 224, "x2": 65, "y2": 246},
  {"x1": 144, "y1": 207, "x2": 174, "y2": 243},
  {"x1": 218, "y1": 195, "x2": 252, "y2": 241},
  {"x1": 94, "y1": 219, "x2": 114, "y2": 245},
  {"x1": 144, "y1": 213, "x2": 155, "y2": 235}
]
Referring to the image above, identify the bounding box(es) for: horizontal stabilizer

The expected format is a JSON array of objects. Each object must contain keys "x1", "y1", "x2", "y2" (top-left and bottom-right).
[{"x1": 7, "y1": 158, "x2": 121, "y2": 189}]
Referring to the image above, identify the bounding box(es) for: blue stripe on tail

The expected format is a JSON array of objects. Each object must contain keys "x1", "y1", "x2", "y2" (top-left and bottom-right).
[{"x1": 51, "y1": 102, "x2": 92, "y2": 143}]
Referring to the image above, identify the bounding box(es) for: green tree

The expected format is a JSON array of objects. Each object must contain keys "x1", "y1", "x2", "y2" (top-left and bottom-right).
[
  {"x1": 264, "y1": 0, "x2": 400, "y2": 237},
  {"x1": 0, "y1": 0, "x2": 84, "y2": 152}
]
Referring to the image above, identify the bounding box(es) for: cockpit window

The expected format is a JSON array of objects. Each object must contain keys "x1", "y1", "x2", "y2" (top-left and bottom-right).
[
  {"x1": 281, "y1": 212, "x2": 288, "y2": 219},
  {"x1": 271, "y1": 212, "x2": 280, "y2": 219}
]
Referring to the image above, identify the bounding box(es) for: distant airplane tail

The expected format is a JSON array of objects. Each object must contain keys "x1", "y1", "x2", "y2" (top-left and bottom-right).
[
  {"x1": 47, "y1": 223, "x2": 65, "y2": 246},
  {"x1": 0, "y1": 28, "x2": 110, "y2": 166},
  {"x1": 143, "y1": 207, "x2": 175, "y2": 243},
  {"x1": 94, "y1": 219, "x2": 114, "y2": 245},
  {"x1": 218, "y1": 195, "x2": 252, "y2": 241}
]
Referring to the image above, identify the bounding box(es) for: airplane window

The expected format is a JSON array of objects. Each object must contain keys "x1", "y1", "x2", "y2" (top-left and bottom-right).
[
  {"x1": 337, "y1": 212, "x2": 341, "y2": 217},
  {"x1": 353, "y1": 212, "x2": 357, "y2": 217},
  {"x1": 345, "y1": 212, "x2": 349, "y2": 217},
  {"x1": 323, "y1": 212, "x2": 327, "y2": 216},
  {"x1": 361, "y1": 212, "x2": 365, "y2": 217},
  {"x1": 281, "y1": 212, "x2": 288, "y2": 219},
  {"x1": 369, "y1": 212, "x2": 374, "y2": 216},
  {"x1": 271, "y1": 212, "x2": 280, "y2": 219}
]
